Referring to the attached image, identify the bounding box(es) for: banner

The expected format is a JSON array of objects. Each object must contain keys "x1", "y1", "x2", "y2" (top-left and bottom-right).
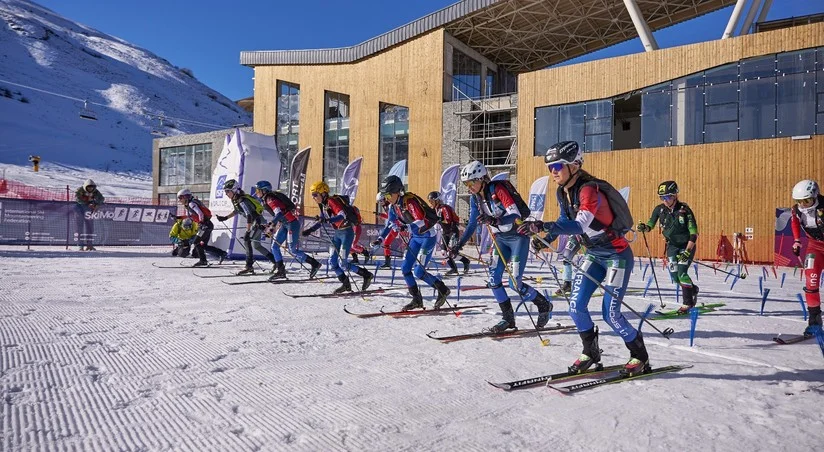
[
  {"x1": 527, "y1": 176, "x2": 549, "y2": 221},
  {"x1": 339, "y1": 157, "x2": 363, "y2": 202},
  {"x1": 288, "y1": 147, "x2": 311, "y2": 217},
  {"x1": 478, "y1": 172, "x2": 509, "y2": 253},
  {"x1": 0, "y1": 198, "x2": 176, "y2": 246},
  {"x1": 439, "y1": 164, "x2": 460, "y2": 209},
  {"x1": 388, "y1": 159, "x2": 407, "y2": 184},
  {"x1": 775, "y1": 208, "x2": 801, "y2": 266}
]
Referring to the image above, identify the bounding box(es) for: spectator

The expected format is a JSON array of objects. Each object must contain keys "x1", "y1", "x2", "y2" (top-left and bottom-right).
[
  {"x1": 170, "y1": 218, "x2": 198, "y2": 257},
  {"x1": 74, "y1": 179, "x2": 104, "y2": 251}
]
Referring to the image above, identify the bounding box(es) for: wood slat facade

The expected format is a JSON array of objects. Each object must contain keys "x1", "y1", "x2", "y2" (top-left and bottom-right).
[
  {"x1": 517, "y1": 23, "x2": 824, "y2": 263},
  {"x1": 252, "y1": 31, "x2": 445, "y2": 217}
]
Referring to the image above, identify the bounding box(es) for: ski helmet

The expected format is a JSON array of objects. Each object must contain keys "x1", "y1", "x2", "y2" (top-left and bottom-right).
[
  {"x1": 223, "y1": 179, "x2": 240, "y2": 193},
  {"x1": 254, "y1": 180, "x2": 273, "y2": 194},
  {"x1": 460, "y1": 161, "x2": 488, "y2": 182},
  {"x1": 83, "y1": 179, "x2": 97, "y2": 191},
  {"x1": 381, "y1": 175, "x2": 404, "y2": 195},
  {"x1": 545, "y1": 141, "x2": 583, "y2": 167},
  {"x1": 177, "y1": 188, "x2": 192, "y2": 199},
  {"x1": 182, "y1": 218, "x2": 194, "y2": 229},
  {"x1": 792, "y1": 180, "x2": 819, "y2": 200},
  {"x1": 427, "y1": 191, "x2": 440, "y2": 201},
  {"x1": 309, "y1": 181, "x2": 329, "y2": 195},
  {"x1": 657, "y1": 181, "x2": 679, "y2": 196}
]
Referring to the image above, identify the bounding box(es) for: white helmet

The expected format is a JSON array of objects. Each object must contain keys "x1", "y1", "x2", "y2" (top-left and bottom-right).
[
  {"x1": 177, "y1": 188, "x2": 192, "y2": 198},
  {"x1": 83, "y1": 179, "x2": 97, "y2": 191},
  {"x1": 792, "y1": 180, "x2": 819, "y2": 200},
  {"x1": 460, "y1": 161, "x2": 488, "y2": 182}
]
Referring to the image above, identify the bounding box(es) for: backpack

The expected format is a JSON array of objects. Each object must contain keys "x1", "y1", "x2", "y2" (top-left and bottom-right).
[
  {"x1": 583, "y1": 178, "x2": 634, "y2": 235},
  {"x1": 241, "y1": 194, "x2": 264, "y2": 215},
  {"x1": 329, "y1": 195, "x2": 360, "y2": 225},
  {"x1": 401, "y1": 193, "x2": 440, "y2": 230},
  {"x1": 487, "y1": 180, "x2": 531, "y2": 220},
  {"x1": 267, "y1": 191, "x2": 297, "y2": 213},
  {"x1": 189, "y1": 198, "x2": 212, "y2": 221},
  {"x1": 440, "y1": 204, "x2": 461, "y2": 224}
]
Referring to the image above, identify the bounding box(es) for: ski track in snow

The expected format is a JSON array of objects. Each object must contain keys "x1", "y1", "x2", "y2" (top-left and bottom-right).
[{"x1": 0, "y1": 246, "x2": 822, "y2": 451}]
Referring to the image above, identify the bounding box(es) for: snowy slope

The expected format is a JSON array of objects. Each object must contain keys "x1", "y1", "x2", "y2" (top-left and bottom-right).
[
  {"x1": 0, "y1": 247, "x2": 822, "y2": 451},
  {"x1": 0, "y1": 0, "x2": 251, "y2": 195}
]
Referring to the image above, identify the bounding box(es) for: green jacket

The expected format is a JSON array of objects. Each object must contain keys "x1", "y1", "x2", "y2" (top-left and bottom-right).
[
  {"x1": 643, "y1": 201, "x2": 698, "y2": 246},
  {"x1": 75, "y1": 187, "x2": 104, "y2": 208}
]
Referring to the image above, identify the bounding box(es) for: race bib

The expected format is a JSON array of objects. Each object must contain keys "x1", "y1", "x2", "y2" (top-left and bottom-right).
[{"x1": 605, "y1": 259, "x2": 627, "y2": 288}]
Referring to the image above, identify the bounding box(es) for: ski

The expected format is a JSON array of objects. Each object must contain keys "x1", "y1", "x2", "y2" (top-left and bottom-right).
[
  {"x1": 343, "y1": 304, "x2": 486, "y2": 318},
  {"x1": 282, "y1": 286, "x2": 408, "y2": 299},
  {"x1": 222, "y1": 276, "x2": 335, "y2": 286},
  {"x1": 772, "y1": 334, "x2": 813, "y2": 345},
  {"x1": 654, "y1": 303, "x2": 725, "y2": 319},
  {"x1": 193, "y1": 271, "x2": 260, "y2": 278},
  {"x1": 488, "y1": 364, "x2": 627, "y2": 391},
  {"x1": 427, "y1": 324, "x2": 575, "y2": 343},
  {"x1": 547, "y1": 364, "x2": 693, "y2": 394}
]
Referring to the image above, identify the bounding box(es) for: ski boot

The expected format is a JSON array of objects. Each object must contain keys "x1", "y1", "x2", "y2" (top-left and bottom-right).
[
  {"x1": 362, "y1": 250, "x2": 370, "y2": 264},
  {"x1": 444, "y1": 260, "x2": 459, "y2": 276},
  {"x1": 192, "y1": 260, "x2": 209, "y2": 268},
  {"x1": 554, "y1": 280, "x2": 572, "y2": 297},
  {"x1": 356, "y1": 267, "x2": 374, "y2": 291},
  {"x1": 380, "y1": 256, "x2": 392, "y2": 269},
  {"x1": 488, "y1": 300, "x2": 516, "y2": 333},
  {"x1": 306, "y1": 256, "x2": 322, "y2": 279},
  {"x1": 621, "y1": 331, "x2": 651, "y2": 377},
  {"x1": 803, "y1": 306, "x2": 822, "y2": 339},
  {"x1": 533, "y1": 292, "x2": 553, "y2": 328},
  {"x1": 217, "y1": 252, "x2": 227, "y2": 265},
  {"x1": 676, "y1": 285, "x2": 697, "y2": 315},
  {"x1": 351, "y1": 253, "x2": 360, "y2": 264},
  {"x1": 568, "y1": 327, "x2": 601, "y2": 374},
  {"x1": 402, "y1": 286, "x2": 424, "y2": 311},
  {"x1": 85, "y1": 245, "x2": 96, "y2": 251},
  {"x1": 433, "y1": 280, "x2": 451, "y2": 309},
  {"x1": 268, "y1": 261, "x2": 287, "y2": 281},
  {"x1": 461, "y1": 256, "x2": 471, "y2": 273},
  {"x1": 237, "y1": 266, "x2": 255, "y2": 276},
  {"x1": 333, "y1": 274, "x2": 352, "y2": 294}
]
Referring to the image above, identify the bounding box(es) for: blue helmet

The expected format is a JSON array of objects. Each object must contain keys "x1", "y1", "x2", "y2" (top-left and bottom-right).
[{"x1": 254, "y1": 180, "x2": 273, "y2": 194}]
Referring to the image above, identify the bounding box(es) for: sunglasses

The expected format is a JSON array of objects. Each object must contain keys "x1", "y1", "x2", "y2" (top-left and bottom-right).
[
  {"x1": 796, "y1": 197, "x2": 815, "y2": 206},
  {"x1": 311, "y1": 192, "x2": 321, "y2": 198},
  {"x1": 660, "y1": 195, "x2": 675, "y2": 201},
  {"x1": 546, "y1": 162, "x2": 565, "y2": 172},
  {"x1": 463, "y1": 179, "x2": 481, "y2": 187}
]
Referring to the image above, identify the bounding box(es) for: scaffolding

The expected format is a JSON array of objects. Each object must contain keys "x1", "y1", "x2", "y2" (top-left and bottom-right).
[{"x1": 451, "y1": 86, "x2": 518, "y2": 179}]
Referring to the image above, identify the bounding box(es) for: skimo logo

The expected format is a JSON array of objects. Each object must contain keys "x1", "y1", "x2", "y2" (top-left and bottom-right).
[{"x1": 84, "y1": 209, "x2": 115, "y2": 220}]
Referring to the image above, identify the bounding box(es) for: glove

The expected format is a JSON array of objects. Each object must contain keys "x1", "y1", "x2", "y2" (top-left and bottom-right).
[
  {"x1": 676, "y1": 249, "x2": 691, "y2": 262},
  {"x1": 637, "y1": 223, "x2": 650, "y2": 233},
  {"x1": 316, "y1": 215, "x2": 328, "y2": 224},
  {"x1": 448, "y1": 244, "x2": 463, "y2": 260},
  {"x1": 478, "y1": 214, "x2": 499, "y2": 226},
  {"x1": 517, "y1": 220, "x2": 542, "y2": 235},
  {"x1": 216, "y1": 214, "x2": 228, "y2": 222},
  {"x1": 370, "y1": 239, "x2": 382, "y2": 247},
  {"x1": 301, "y1": 229, "x2": 312, "y2": 237},
  {"x1": 391, "y1": 222, "x2": 407, "y2": 232},
  {"x1": 792, "y1": 241, "x2": 801, "y2": 256},
  {"x1": 170, "y1": 237, "x2": 179, "y2": 244},
  {"x1": 532, "y1": 236, "x2": 548, "y2": 252}
]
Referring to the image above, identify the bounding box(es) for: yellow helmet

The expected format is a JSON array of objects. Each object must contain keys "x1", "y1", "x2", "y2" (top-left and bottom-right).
[{"x1": 309, "y1": 181, "x2": 329, "y2": 195}]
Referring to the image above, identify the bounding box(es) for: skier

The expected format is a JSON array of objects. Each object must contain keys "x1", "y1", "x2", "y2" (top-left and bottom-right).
[
  {"x1": 790, "y1": 180, "x2": 824, "y2": 338},
  {"x1": 254, "y1": 181, "x2": 322, "y2": 281},
  {"x1": 349, "y1": 205, "x2": 371, "y2": 265},
  {"x1": 637, "y1": 181, "x2": 699, "y2": 314},
  {"x1": 177, "y1": 188, "x2": 227, "y2": 266},
  {"x1": 378, "y1": 176, "x2": 450, "y2": 311},
  {"x1": 427, "y1": 191, "x2": 470, "y2": 275},
  {"x1": 519, "y1": 141, "x2": 648, "y2": 376},
  {"x1": 169, "y1": 217, "x2": 198, "y2": 257},
  {"x1": 215, "y1": 179, "x2": 277, "y2": 275},
  {"x1": 373, "y1": 192, "x2": 399, "y2": 268},
  {"x1": 302, "y1": 181, "x2": 374, "y2": 293},
  {"x1": 74, "y1": 179, "x2": 104, "y2": 251},
  {"x1": 449, "y1": 161, "x2": 552, "y2": 331}
]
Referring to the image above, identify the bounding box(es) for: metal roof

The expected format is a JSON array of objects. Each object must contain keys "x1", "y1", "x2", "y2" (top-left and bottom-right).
[{"x1": 240, "y1": 0, "x2": 735, "y2": 72}]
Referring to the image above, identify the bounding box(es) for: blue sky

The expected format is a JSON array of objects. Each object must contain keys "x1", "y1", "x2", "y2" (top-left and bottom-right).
[{"x1": 35, "y1": 0, "x2": 824, "y2": 101}]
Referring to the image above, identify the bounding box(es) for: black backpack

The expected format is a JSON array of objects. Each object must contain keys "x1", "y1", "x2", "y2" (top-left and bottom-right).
[
  {"x1": 487, "y1": 180, "x2": 531, "y2": 220},
  {"x1": 267, "y1": 191, "x2": 296, "y2": 213},
  {"x1": 329, "y1": 195, "x2": 360, "y2": 226},
  {"x1": 400, "y1": 193, "x2": 440, "y2": 230},
  {"x1": 583, "y1": 178, "x2": 634, "y2": 235}
]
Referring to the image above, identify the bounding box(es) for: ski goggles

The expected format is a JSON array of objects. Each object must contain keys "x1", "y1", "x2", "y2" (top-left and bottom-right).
[
  {"x1": 546, "y1": 162, "x2": 565, "y2": 172},
  {"x1": 796, "y1": 197, "x2": 815, "y2": 207},
  {"x1": 463, "y1": 179, "x2": 482, "y2": 187},
  {"x1": 659, "y1": 195, "x2": 675, "y2": 201}
]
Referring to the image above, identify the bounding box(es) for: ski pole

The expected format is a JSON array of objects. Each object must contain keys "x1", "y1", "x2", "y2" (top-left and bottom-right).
[
  {"x1": 397, "y1": 232, "x2": 461, "y2": 317},
  {"x1": 268, "y1": 221, "x2": 313, "y2": 273},
  {"x1": 318, "y1": 222, "x2": 362, "y2": 296},
  {"x1": 532, "y1": 234, "x2": 674, "y2": 339},
  {"x1": 640, "y1": 231, "x2": 667, "y2": 309},
  {"x1": 694, "y1": 260, "x2": 747, "y2": 279},
  {"x1": 219, "y1": 219, "x2": 268, "y2": 273},
  {"x1": 485, "y1": 225, "x2": 550, "y2": 346}
]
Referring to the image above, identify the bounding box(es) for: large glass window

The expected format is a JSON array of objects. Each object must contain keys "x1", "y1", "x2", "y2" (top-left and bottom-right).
[
  {"x1": 740, "y1": 55, "x2": 776, "y2": 140},
  {"x1": 276, "y1": 81, "x2": 300, "y2": 190},
  {"x1": 585, "y1": 100, "x2": 612, "y2": 152},
  {"x1": 777, "y1": 49, "x2": 816, "y2": 137},
  {"x1": 818, "y1": 48, "x2": 824, "y2": 135},
  {"x1": 671, "y1": 73, "x2": 704, "y2": 145},
  {"x1": 452, "y1": 49, "x2": 482, "y2": 100},
  {"x1": 159, "y1": 143, "x2": 212, "y2": 186},
  {"x1": 323, "y1": 91, "x2": 350, "y2": 193},
  {"x1": 534, "y1": 106, "x2": 559, "y2": 156},
  {"x1": 378, "y1": 103, "x2": 409, "y2": 190},
  {"x1": 641, "y1": 83, "x2": 672, "y2": 148},
  {"x1": 703, "y1": 64, "x2": 739, "y2": 143}
]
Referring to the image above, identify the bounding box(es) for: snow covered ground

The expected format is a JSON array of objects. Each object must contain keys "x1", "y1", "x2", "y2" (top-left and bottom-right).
[{"x1": 1, "y1": 246, "x2": 822, "y2": 451}]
